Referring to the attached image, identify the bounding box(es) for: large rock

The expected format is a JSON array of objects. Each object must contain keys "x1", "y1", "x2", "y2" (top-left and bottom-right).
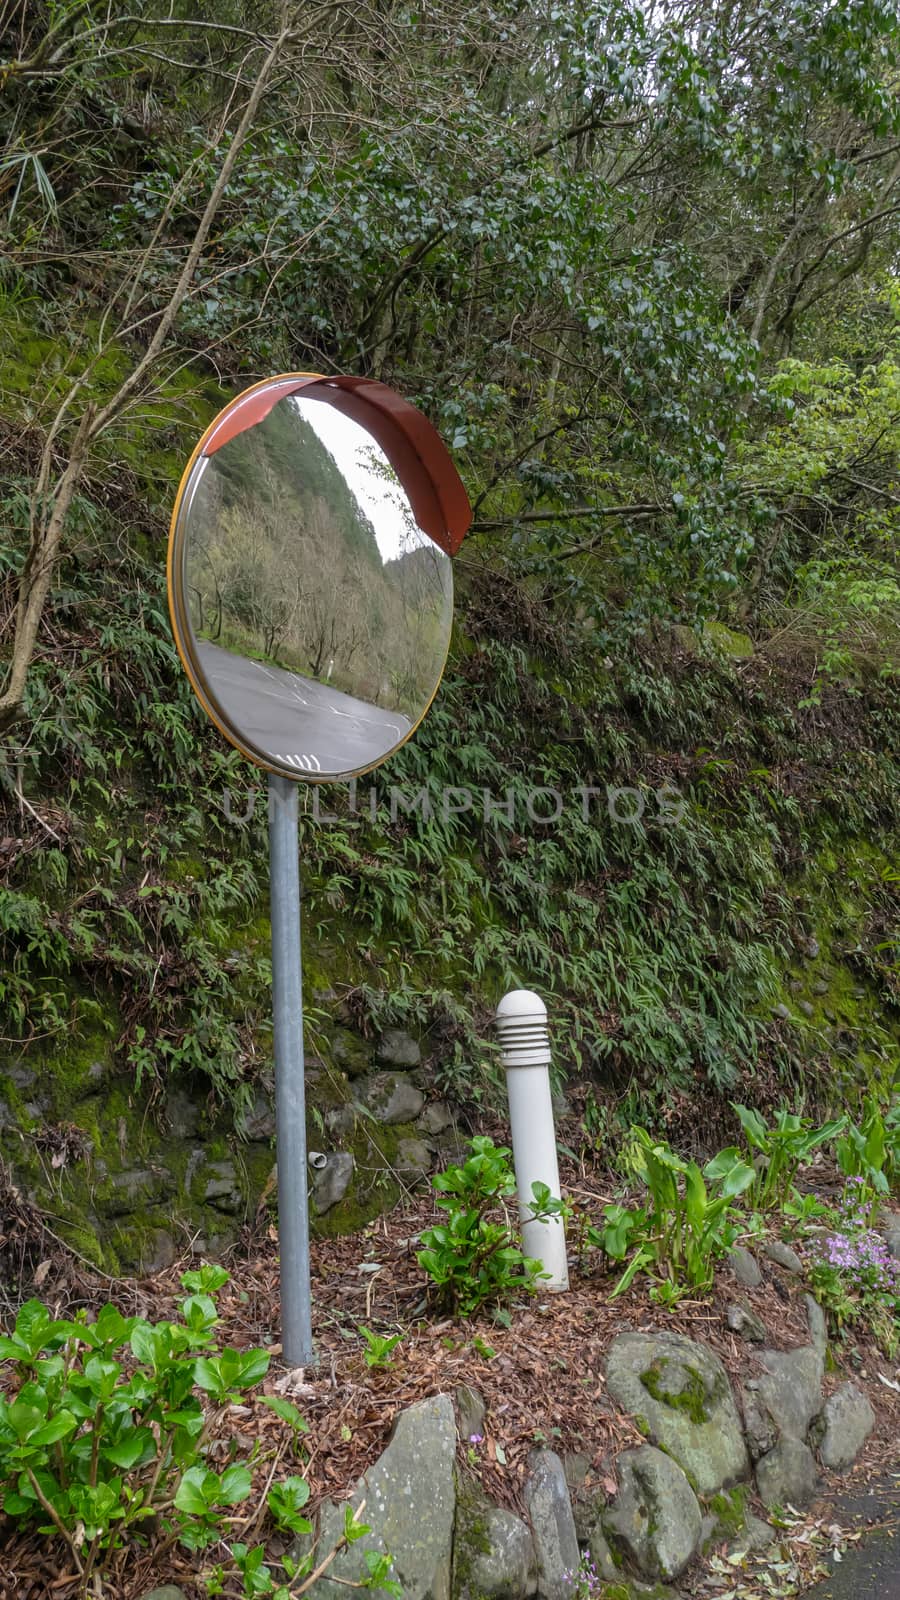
[
  {"x1": 741, "y1": 1388, "x2": 777, "y2": 1461},
  {"x1": 395, "y1": 1138, "x2": 433, "y2": 1181},
  {"x1": 728, "y1": 1246, "x2": 762, "y2": 1288},
  {"x1": 140, "y1": 1229, "x2": 178, "y2": 1274},
  {"x1": 726, "y1": 1302, "x2": 767, "y2": 1343},
  {"x1": 106, "y1": 1167, "x2": 176, "y2": 1216},
  {"x1": 241, "y1": 1087, "x2": 276, "y2": 1141},
  {"x1": 605, "y1": 1332, "x2": 749, "y2": 1494},
  {"x1": 303, "y1": 1395, "x2": 456, "y2": 1599},
  {"x1": 454, "y1": 1384, "x2": 486, "y2": 1444},
  {"x1": 566, "y1": 1468, "x2": 621, "y2": 1583},
  {"x1": 728, "y1": 1514, "x2": 774, "y2": 1557},
  {"x1": 203, "y1": 1159, "x2": 243, "y2": 1213},
  {"x1": 165, "y1": 1087, "x2": 201, "y2": 1139},
  {"x1": 377, "y1": 1029, "x2": 422, "y2": 1067},
  {"x1": 755, "y1": 1438, "x2": 818, "y2": 1509},
  {"x1": 584, "y1": 1518, "x2": 621, "y2": 1583},
  {"x1": 453, "y1": 1487, "x2": 537, "y2": 1600},
  {"x1": 763, "y1": 1240, "x2": 803, "y2": 1274},
  {"x1": 746, "y1": 1348, "x2": 823, "y2": 1444},
  {"x1": 604, "y1": 1445, "x2": 702, "y2": 1581},
  {"x1": 419, "y1": 1102, "x2": 454, "y2": 1135},
  {"x1": 331, "y1": 1029, "x2": 373, "y2": 1078},
  {"x1": 814, "y1": 1383, "x2": 875, "y2": 1470},
  {"x1": 803, "y1": 1295, "x2": 828, "y2": 1360},
  {"x1": 878, "y1": 1208, "x2": 900, "y2": 1262},
  {"x1": 312, "y1": 1152, "x2": 355, "y2": 1215},
  {"x1": 523, "y1": 1448, "x2": 580, "y2": 1600},
  {"x1": 365, "y1": 1074, "x2": 426, "y2": 1125}
]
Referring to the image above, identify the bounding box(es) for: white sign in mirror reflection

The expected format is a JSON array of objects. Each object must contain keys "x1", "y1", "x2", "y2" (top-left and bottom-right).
[{"x1": 180, "y1": 394, "x2": 453, "y2": 778}]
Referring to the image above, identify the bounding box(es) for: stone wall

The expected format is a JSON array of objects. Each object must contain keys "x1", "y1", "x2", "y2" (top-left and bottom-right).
[{"x1": 0, "y1": 1023, "x2": 452, "y2": 1272}]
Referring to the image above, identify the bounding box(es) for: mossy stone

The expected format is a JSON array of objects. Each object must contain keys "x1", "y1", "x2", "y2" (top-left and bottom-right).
[{"x1": 606, "y1": 1333, "x2": 749, "y2": 1495}]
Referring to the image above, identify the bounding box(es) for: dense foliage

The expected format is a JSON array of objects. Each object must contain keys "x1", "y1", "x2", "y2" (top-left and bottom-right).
[
  {"x1": 0, "y1": 0, "x2": 897, "y2": 1200},
  {"x1": 0, "y1": 1265, "x2": 400, "y2": 1597},
  {"x1": 426, "y1": 1116, "x2": 900, "y2": 1350}
]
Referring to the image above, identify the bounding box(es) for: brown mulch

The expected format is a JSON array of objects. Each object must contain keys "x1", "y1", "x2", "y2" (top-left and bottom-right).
[{"x1": 0, "y1": 1165, "x2": 897, "y2": 1599}]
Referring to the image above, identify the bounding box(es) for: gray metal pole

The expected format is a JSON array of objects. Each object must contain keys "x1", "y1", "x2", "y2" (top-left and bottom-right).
[{"x1": 268, "y1": 773, "x2": 314, "y2": 1366}]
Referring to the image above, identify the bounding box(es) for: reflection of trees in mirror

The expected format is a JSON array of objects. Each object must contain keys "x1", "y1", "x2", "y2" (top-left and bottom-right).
[{"x1": 184, "y1": 396, "x2": 451, "y2": 723}]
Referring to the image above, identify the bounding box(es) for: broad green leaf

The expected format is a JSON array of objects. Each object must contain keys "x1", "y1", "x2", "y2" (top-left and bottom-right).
[
  {"x1": 219, "y1": 1464, "x2": 252, "y2": 1504},
  {"x1": 174, "y1": 1465, "x2": 215, "y2": 1515}
]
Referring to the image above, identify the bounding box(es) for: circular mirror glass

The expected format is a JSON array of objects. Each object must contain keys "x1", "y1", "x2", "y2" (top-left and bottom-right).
[{"x1": 170, "y1": 385, "x2": 454, "y2": 780}]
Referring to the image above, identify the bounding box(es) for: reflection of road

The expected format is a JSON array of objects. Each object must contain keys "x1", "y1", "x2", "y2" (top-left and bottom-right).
[{"x1": 197, "y1": 641, "x2": 411, "y2": 774}]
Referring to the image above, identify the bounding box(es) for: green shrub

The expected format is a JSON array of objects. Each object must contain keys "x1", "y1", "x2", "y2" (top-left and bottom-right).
[
  {"x1": 0, "y1": 1266, "x2": 399, "y2": 1598},
  {"x1": 588, "y1": 1128, "x2": 755, "y2": 1304},
  {"x1": 417, "y1": 1136, "x2": 566, "y2": 1315},
  {"x1": 732, "y1": 1104, "x2": 845, "y2": 1209},
  {"x1": 835, "y1": 1096, "x2": 900, "y2": 1201}
]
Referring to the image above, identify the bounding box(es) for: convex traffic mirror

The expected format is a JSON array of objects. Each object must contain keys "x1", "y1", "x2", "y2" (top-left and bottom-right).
[{"x1": 168, "y1": 374, "x2": 471, "y2": 780}]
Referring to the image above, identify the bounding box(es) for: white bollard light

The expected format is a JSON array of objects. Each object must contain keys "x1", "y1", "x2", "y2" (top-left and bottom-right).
[{"x1": 495, "y1": 989, "x2": 569, "y2": 1291}]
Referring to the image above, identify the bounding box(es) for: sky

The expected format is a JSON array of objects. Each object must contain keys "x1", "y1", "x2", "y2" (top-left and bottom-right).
[{"x1": 291, "y1": 395, "x2": 425, "y2": 563}]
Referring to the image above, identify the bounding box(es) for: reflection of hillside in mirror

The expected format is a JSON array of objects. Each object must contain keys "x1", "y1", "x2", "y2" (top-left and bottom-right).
[{"x1": 183, "y1": 394, "x2": 452, "y2": 776}]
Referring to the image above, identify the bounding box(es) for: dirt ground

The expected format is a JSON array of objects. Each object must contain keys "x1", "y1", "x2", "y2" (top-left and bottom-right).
[{"x1": 0, "y1": 1162, "x2": 897, "y2": 1598}]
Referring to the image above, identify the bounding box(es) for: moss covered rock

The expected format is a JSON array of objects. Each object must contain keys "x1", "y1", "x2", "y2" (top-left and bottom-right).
[
  {"x1": 604, "y1": 1445, "x2": 702, "y2": 1582},
  {"x1": 452, "y1": 1477, "x2": 537, "y2": 1600},
  {"x1": 605, "y1": 1333, "x2": 749, "y2": 1495}
]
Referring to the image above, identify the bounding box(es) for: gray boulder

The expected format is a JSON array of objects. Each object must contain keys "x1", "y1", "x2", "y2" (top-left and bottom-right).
[
  {"x1": 453, "y1": 1488, "x2": 537, "y2": 1600},
  {"x1": 878, "y1": 1208, "x2": 900, "y2": 1262},
  {"x1": 803, "y1": 1295, "x2": 828, "y2": 1360},
  {"x1": 762, "y1": 1240, "x2": 803, "y2": 1274},
  {"x1": 165, "y1": 1087, "x2": 201, "y2": 1139},
  {"x1": 419, "y1": 1101, "x2": 455, "y2": 1135},
  {"x1": 604, "y1": 1445, "x2": 702, "y2": 1582},
  {"x1": 523, "y1": 1448, "x2": 580, "y2": 1600},
  {"x1": 726, "y1": 1302, "x2": 768, "y2": 1343},
  {"x1": 140, "y1": 1229, "x2": 178, "y2": 1275},
  {"x1": 454, "y1": 1384, "x2": 486, "y2": 1444},
  {"x1": 366, "y1": 1074, "x2": 426, "y2": 1125},
  {"x1": 325, "y1": 1105, "x2": 357, "y2": 1137},
  {"x1": 241, "y1": 1087, "x2": 276, "y2": 1141},
  {"x1": 396, "y1": 1137, "x2": 433, "y2": 1181},
  {"x1": 605, "y1": 1332, "x2": 749, "y2": 1494},
  {"x1": 566, "y1": 1462, "x2": 622, "y2": 1583},
  {"x1": 331, "y1": 1030, "x2": 373, "y2": 1078},
  {"x1": 814, "y1": 1383, "x2": 875, "y2": 1470},
  {"x1": 728, "y1": 1246, "x2": 763, "y2": 1288},
  {"x1": 106, "y1": 1167, "x2": 175, "y2": 1216},
  {"x1": 303, "y1": 1394, "x2": 456, "y2": 1599},
  {"x1": 728, "y1": 1513, "x2": 774, "y2": 1558},
  {"x1": 377, "y1": 1029, "x2": 422, "y2": 1067},
  {"x1": 563, "y1": 1451, "x2": 591, "y2": 1497},
  {"x1": 755, "y1": 1438, "x2": 818, "y2": 1509},
  {"x1": 312, "y1": 1152, "x2": 355, "y2": 1215},
  {"x1": 741, "y1": 1388, "x2": 777, "y2": 1461},
  {"x1": 749, "y1": 1348, "x2": 823, "y2": 1442},
  {"x1": 203, "y1": 1160, "x2": 242, "y2": 1213},
  {"x1": 584, "y1": 1518, "x2": 621, "y2": 1583}
]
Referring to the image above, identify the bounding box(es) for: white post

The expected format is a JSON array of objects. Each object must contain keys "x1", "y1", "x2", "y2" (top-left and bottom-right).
[{"x1": 495, "y1": 989, "x2": 569, "y2": 1291}]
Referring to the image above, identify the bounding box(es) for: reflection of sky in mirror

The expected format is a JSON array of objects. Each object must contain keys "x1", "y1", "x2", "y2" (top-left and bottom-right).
[{"x1": 290, "y1": 397, "x2": 422, "y2": 562}]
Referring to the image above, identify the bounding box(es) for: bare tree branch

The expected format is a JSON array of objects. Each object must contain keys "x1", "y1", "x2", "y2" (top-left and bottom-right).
[{"x1": 0, "y1": 27, "x2": 288, "y2": 730}]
